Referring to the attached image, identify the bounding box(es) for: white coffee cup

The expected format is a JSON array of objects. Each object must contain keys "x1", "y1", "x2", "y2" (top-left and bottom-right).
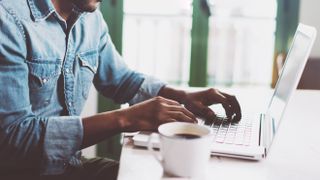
[{"x1": 148, "y1": 122, "x2": 213, "y2": 178}]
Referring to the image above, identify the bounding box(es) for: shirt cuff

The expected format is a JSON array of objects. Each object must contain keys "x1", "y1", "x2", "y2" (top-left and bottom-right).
[
  {"x1": 129, "y1": 75, "x2": 167, "y2": 105},
  {"x1": 41, "y1": 116, "x2": 83, "y2": 175}
]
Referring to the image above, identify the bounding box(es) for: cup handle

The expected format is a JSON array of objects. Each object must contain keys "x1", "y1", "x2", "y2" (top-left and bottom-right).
[{"x1": 147, "y1": 133, "x2": 163, "y2": 163}]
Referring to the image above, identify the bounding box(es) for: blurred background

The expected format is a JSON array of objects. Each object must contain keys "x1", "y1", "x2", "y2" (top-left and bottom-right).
[{"x1": 81, "y1": 0, "x2": 320, "y2": 159}]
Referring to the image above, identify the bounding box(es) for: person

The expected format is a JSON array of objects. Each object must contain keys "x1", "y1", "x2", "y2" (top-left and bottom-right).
[{"x1": 0, "y1": 0, "x2": 241, "y2": 179}]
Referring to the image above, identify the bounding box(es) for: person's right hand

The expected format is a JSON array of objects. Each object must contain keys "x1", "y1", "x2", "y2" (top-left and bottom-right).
[{"x1": 122, "y1": 96, "x2": 197, "y2": 132}]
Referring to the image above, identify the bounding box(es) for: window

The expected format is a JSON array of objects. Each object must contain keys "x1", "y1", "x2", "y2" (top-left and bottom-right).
[
  {"x1": 123, "y1": 0, "x2": 192, "y2": 85},
  {"x1": 123, "y1": 0, "x2": 277, "y2": 87},
  {"x1": 207, "y1": 0, "x2": 277, "y2": 86}
]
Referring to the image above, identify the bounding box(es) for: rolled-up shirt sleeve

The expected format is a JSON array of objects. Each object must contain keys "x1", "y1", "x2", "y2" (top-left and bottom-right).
[
  {"x1": 128, "y1": 75, "x2": 167, "y2": 105},
  {"x1": 41, "y1": 116, "x2": 83, "y2": 175},
  {"x1": 0, "y1": 8, "x2": 83, "y2": 175}
]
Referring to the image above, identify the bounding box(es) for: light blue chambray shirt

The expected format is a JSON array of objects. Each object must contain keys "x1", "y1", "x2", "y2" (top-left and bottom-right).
[{"x1": 0, "y1": 0, "x2": 165, "y2": 175}]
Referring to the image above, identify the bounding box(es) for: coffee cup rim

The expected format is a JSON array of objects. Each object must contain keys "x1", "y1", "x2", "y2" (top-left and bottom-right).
[{"x1": 158, "y1": 122, "x2": 212, "y2": 139}]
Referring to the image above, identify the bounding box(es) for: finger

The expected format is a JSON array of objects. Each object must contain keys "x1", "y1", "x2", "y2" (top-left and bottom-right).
[
  {"x1": 161, "y1": 119, "x2": 177, "y2": 125},
  {"x1": 222, "y1": 103, "x2": 233, "y2": 118},
  {"x1": 205, "y1": 90, "x2": 234, "y2": 117},
  {"x1": 167, "y1": 105, "x2": 197, "y2": 121},
  {"x1": 221, "y1": 92, "x2": 242, "y2": 122},
  {"x1": 206, "y1": 90, "x2": 234, "y2": 117},
  {"x1": 185, "y1": 101, "x2": 217, "y2": 121},
  {"x1": 167, "y1": 111, "x2": 197, "y2": 123},
  {"x1": 228, "y1": 95, "x2": 241, "y2": 122},
  {"x1": 201, "y1": 106, "x2": 217, "y2": 121},
  {"x1": 205, "y1": 89, "x2": 230, "y2": 107}
]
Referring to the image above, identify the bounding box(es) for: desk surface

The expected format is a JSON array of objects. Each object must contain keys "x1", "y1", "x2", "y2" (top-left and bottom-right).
[{"x1": 117, "y1": 88, "x2": 320, "y2": 180}]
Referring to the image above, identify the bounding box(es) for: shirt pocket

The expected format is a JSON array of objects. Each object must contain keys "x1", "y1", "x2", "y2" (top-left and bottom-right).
[
  {"x1": 26, "y1": 59, "x2": 62, "y2": 109},
  {"x1": 77, "y1": 50, "x2": 99, "y2": 99}
]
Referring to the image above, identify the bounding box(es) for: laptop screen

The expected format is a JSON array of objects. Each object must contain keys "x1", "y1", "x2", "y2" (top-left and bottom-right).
[{"x1": 267, "y1": 24, "x2": 316, "y2": 134}]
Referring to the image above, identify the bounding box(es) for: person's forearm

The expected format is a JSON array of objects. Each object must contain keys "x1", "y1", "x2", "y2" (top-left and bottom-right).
[
  {"x1": 158, "y1": 86, "x2": 187, "y2": 104},
  {"x1": 81, "y1": 109, "x2": 131, "y2": 149},
  {"x1": 81, "y1": 86, "x2": 191, "y2": 149}
]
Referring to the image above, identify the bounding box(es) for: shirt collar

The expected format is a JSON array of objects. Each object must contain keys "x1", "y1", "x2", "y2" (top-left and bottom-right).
[{"x1": 27, "y1": 0, "x2": 55, "y2": 21}]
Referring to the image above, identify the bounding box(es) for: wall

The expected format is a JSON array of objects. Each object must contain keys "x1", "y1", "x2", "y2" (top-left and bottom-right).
[
  {"x1": 299, "y1": 0, "x2": 320, "y2": 58},
  {"x1": 298, "y1": 0, "x2": 320, "y2": 89}
]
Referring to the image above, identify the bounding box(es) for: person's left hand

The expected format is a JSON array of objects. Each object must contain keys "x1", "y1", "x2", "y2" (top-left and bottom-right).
[
  {"x1": 159, "y1": 87, "x2": 242, "y2": 122},
  {"x1": 182, "y1": 88, "x2": 242, "y2": 122}
]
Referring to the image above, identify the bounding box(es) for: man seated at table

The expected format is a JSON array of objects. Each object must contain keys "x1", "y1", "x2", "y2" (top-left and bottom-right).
[{"x1": 0, "y1": 0, "x2": 241, "y2": 179}]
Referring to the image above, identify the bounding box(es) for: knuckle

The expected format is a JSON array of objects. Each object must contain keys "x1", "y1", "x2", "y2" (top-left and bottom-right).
[
  {"x1": 154, "y1": 96, "x2": 163, "y2": 102},
  {"x1": 208, "y1": 88, "x2": 218, "y2": 94},
  {"x1": 178, "y1": 106, "x2": 184, "y2": 110},
  {"x1": 229, "y1": 94, "x2": 236, "y2": 98}
]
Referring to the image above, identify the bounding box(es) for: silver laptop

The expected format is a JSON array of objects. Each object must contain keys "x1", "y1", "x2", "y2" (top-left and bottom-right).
[{"x1": 132, "y1": 23, "x2": 317, "y2": 160}]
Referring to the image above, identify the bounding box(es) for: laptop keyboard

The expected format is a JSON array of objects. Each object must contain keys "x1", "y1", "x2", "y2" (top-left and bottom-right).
[{"x1": 199, "y1": 116, "x2": 253, "y2": 146}]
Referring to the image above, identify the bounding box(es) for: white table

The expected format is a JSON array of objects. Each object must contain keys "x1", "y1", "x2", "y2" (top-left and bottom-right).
[{"x1": 117, "y1": 88, "x2": 320, "y2": 180}]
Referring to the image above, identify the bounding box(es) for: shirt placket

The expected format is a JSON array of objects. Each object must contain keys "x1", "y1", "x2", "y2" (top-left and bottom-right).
[
  {"x1": 63, "y1": 41, "x2": 76, "y2": 115},
  {"x1": 61, "y1": 12, "x2": 81, "y2": 116}
]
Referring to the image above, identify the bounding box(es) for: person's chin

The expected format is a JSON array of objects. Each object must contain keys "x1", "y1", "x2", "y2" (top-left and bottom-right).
[
  {"x1": 85, "y1": 6, "x2": 99, "y2": 12},
  {"x1": 76, "y1": 2, "x2": 100, "y2": 13}
]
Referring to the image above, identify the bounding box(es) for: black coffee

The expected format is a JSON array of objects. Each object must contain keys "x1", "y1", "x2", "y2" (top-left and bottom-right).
[{"x1": 173, "y1": 133, "x2": 201, "y2": 139}]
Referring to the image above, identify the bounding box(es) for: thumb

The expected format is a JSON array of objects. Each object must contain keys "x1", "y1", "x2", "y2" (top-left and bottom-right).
[
  {"x1": 200, "y1": 106, "x2": 217, "y2": 120},
  {"x1": 185, "y1": 102, "x2": 216, "y2": 120}
]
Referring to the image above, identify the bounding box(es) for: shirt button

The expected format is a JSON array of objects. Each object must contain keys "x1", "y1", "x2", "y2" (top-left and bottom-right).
[
  {"x1": 44, "y1": 100, "x2": 50, "y2": 105},
  {"x1": 42, "y1": 79, "x2": 48, "y2": 83},
  {"x1": 65, "y1": 69, "x2": 70, "y2": 73},
  {"x1": 68, "y1": 102, "x2": 72, "y2": 106}
]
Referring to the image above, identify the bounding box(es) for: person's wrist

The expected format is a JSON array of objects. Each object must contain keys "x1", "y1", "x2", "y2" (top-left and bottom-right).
[
  {"x1": 175, "y1": 89, "x2": 187, "y2": 104},
  {"x1": 158, "y1": 86, "x2": 187, "y2": 104},
  {"x1": 115, "y1": 109, "x2": 134, "y2": 131}
]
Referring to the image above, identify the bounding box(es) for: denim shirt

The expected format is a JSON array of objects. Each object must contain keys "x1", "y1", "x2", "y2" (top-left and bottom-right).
[{"x1": 0, "y1": 0, "x2": 165, "y2": 175}]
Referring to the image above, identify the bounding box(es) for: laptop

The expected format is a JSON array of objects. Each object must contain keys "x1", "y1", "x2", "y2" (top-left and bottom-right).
[{"x1": 132, "y1": 23, "x2": 317, "y2": 160}]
